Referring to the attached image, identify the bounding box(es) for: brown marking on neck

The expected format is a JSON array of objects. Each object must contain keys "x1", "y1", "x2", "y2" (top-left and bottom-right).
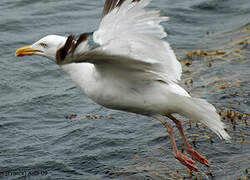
[
  {"x1": 72, "y1": 33, "x2": 88, "y2": 53},
  {"x1": 56, "y1": 35, "x2": 74, "y2": 65}
]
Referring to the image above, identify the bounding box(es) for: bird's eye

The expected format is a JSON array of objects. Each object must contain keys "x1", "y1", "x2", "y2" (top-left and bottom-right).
[{"x1": 40, "y1": 43, "x2": 47, "y2": 48}]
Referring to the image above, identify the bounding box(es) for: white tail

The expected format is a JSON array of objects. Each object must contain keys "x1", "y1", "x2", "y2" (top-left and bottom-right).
[{"x1": 178, "y1": 96, "x2": 231, "y2": 141}]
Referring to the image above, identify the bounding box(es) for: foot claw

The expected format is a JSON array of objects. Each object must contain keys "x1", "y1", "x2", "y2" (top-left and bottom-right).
[
  {"x1": 175, "y1": 153, "x2": 198, "y2": 171},
  {"x1": 188, "y1": 148, "x2": 210, "y2": 166}
]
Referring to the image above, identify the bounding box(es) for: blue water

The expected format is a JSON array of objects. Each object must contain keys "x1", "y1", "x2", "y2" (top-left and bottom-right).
[{"x1": 0, "y1": 0, "x2": 249, "y2": 179}]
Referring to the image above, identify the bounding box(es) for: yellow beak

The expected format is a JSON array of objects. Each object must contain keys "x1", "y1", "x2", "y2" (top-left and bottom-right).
[{"x1": 15, "y1": 46, "x2": 42, "y2": 57}]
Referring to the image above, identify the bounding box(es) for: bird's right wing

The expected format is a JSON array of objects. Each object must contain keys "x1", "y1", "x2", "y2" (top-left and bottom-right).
[
  {"x1": 91, "y1": 0, "x2": 182, "y2": 83},
  {"x1": 58, "y1": 0, "x2": 182, "y2": 83}
]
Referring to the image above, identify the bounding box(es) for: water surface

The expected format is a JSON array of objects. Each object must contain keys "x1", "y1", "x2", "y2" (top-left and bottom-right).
[{"x1": 0, "y1": 0, "x2": 249, "y2": 179}]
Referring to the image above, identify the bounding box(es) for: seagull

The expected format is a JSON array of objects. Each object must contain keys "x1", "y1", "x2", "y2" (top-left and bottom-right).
[{"x1": 16, "y1": 0, "x2": 230, "y2": 171}]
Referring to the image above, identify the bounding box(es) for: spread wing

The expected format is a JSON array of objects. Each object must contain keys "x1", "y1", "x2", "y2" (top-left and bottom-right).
[
  {"x1": 58, "y1": 0, "x2": 182, "y2": 83},
  {"x1": 93, "y1": 0, "x2": 182, "y2": 83}
]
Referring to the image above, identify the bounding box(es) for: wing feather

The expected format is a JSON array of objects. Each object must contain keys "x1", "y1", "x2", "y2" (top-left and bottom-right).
[
  {"x1": 102, "y1": 0, "x2": 140, "y2": 18},
  {"x1": 75, "y1": 0, "x2": 182, "y2": 83}
]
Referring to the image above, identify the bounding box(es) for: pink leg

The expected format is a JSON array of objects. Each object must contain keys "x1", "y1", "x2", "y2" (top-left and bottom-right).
[
  {"x1": 167, "y1": 115, "x2": 210, "y2": 167},
  {"x1": 154, "y1": 116, "x2": 198, "y2": 171}
]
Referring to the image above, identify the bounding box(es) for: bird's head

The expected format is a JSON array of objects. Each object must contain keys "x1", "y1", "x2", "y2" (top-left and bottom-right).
[{"x1": 15, "y1": 35, "x2": 67, "y2": 62}]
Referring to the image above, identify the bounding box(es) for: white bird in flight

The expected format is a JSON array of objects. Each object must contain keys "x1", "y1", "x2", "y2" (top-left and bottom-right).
[{"x1": 16, "y1": 0, "x2": 230, "y2": 171}]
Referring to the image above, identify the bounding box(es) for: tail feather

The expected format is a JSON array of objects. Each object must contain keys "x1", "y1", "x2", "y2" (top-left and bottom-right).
[{"x1": 179, "y1": 97, "x2": 231, "y2": 141}]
